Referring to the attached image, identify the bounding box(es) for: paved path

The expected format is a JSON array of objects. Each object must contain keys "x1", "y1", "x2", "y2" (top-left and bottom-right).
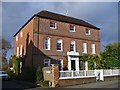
[{"x1": 64, "y1": 80, "x2": 120, "y2": 88}]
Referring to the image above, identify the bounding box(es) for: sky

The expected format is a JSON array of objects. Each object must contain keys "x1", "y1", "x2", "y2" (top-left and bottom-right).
[{"x1": 2, "y1": 2, "x2": 118, "y2": 61}]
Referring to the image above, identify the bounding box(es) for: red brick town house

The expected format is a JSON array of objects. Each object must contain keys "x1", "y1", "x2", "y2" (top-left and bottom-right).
[{"x1": 14, "y1": 10, "x2": 100, "y2": 71}]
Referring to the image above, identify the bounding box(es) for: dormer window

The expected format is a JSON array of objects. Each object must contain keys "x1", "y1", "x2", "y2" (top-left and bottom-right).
[
  {"x1": 86, "y1": 29, "x2": 90, "y2": 35},
  {"x1": 50, "y1": 21, "x2": 56, "y2": 29},
  {"x1": 70, "y1": 25, "x2": 75, "y2": 32}
]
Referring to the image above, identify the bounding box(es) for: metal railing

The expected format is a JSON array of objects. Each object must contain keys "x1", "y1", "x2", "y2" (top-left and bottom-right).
[{"x1": 59, "y1": 69, "x2": 120, "y2": 79}]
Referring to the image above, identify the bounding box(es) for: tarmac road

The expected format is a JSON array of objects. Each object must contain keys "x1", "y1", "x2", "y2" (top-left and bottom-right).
[{"x1": 64, "y1": 79, "x2": 120, "y2": 88}]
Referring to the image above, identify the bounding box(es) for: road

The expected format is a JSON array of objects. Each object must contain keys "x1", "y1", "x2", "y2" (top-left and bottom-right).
[
  {"x1": 64, "y1": 79, "x2": 120, "y2": 88},
  {"x1": 1, "y1": 79, "x2": 120, "y2": 89}
]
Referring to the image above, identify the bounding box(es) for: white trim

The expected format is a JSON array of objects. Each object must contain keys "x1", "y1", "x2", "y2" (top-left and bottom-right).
[
  {"x1": 16, "y1": 35, "x2": 18, "y2": 41},
  {"x1": 82, "y1": 42, "x2": 87, "y2": 53},
  {"x1": 20, "y1": 44, "x2": 23, "y2": 56},
  {"x1": 44, "y1": 58, "x2": 50, "y2": 66},
  {"x1": 70, "y1": 25, "x2": 75, "y2": 32},
  {"x1": 20, "y1": 31, "x2": 23, "y2": 37},
  {"x1": 59, "y1": 76, "x2": 96, "y2": 79},
  {"x1": 70, "y1": 41, "x2": 76, "y2": 52},
  {"x1": 57, "y1": 39, "x2": 63, "y2": 51},
  {"x1": 91, "y1": 43, "x2": 96, "y2": 54},
  {"x1": 16, "y1": 46, "x2": 19, "y2": 57},
  {"x1": 44, "y1": 37, "x2": 51, "y2": 50}
]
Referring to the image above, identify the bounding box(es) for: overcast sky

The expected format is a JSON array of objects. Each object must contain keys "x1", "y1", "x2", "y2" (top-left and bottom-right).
[{"x1": 2, "y1": 2, "x2": 118, "y2": 61}]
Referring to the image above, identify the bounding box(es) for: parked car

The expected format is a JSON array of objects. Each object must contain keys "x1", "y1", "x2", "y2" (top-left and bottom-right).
[{"x1": 0, "y1": 71, "x2": 10, "y2": 80}]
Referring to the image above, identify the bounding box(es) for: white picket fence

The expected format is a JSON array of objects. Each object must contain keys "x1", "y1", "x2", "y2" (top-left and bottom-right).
[{"x1": 59, "y1": 69, "x2": 120, "y2": 79}]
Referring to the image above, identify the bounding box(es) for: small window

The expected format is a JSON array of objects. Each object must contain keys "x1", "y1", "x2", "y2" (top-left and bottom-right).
[
  {"x1": 44, "y1": 58, "x2": 50, "y2": 67},
  {"x1": 50, "y1": 21, "x2": 56, "y2": 29},
  {"x1": 58, "y1": 59, "x2": 63, "y2": 71},
  {"x1": 20, "y1": 31, "x2": 23, "y2": 37},
  {"x1": 70, "y1": 25, "x2": 75, "y2": 32},
  {"x1": 44, "y1": 38, "x2": 50, "y2": 50},
  {"x1": 20, "y1": 44, "x2": 23, "y2": 56},
  {"x1": 82, "y1": 42, "x2": 87, "y2": 53},
  {"x1": 57, "y1": 39, "x2": 63, "y2": 51},
  {"x1": 16, "y1": 35, "x2": 18, "y2": 41},
  {"x1": 91, "y1": 43, "x2": 96, "y2": 54},
  {"x1": 86, "y1": 29, "x2": 90, "y2": 35},
  {"x1": 17, "y1": 46, "x2": 19, "y2": 56},
  {"x1": 70, "y1": 41, "x2": 76, "y2": 51}
]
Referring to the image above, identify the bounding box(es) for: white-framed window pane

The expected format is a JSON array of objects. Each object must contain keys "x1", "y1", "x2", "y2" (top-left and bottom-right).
[
  {"x1": 82, "y1": 43, "x2": 87, "y2": 53},
  {"x1": 17, "y1": 46, "x2": 19, "y2": 56},
  {"x1": 20, "y1": 32, "x2": 23, "y2": 37},
  {"x1": 70, "y1": 41, "x2": 75, "y2": 51},
  {"x1": 16, "y1": 35, "x2": 18, "y2": 41},
  {"x1": 86, "y1": 29, "x2": 90, "y2": 35},
  {"x1": 70, "y1": 25, "x2": 75, "y2": 32},
  {"x1": 20, "y1": 44, "x2": 23, "y2": 56},
  {"x1": 44, "y1": 38, "x2": 50, "y2": 50},
  {"x1": 44, "y1": 58, "x2": 50, "y2": 67},
  {"x1": 50, "y1": 22, "x2": 56, "y2": 29},
  {"x1": 57, "y1": 39, "x2": 62, "y2": 51},
  {"x1": 58, "y1": 59, "x2": 63, "y2": 71},
  {"x1": 91, "y1": 43, "x2": 95, "y2": 54}
]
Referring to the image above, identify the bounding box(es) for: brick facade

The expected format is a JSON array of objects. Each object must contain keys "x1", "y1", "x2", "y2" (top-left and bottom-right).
[{"x1": 14, "y1": 10, "x2": 100, "y2": 69}]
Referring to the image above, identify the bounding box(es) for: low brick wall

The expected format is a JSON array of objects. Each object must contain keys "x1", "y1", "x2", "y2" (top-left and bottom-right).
[
  {"x1": 104, "y1": 75, "x2": 120, "y2": 81},
  {"x1": 58, "y1": 77, "x2": 96, "y2": 87}
]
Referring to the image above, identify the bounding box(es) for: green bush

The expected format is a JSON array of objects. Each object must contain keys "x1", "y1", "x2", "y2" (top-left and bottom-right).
[
  {"x1": 36, "y1": 66, "x2": 43, "y2": 81},
  {"x1": 41, "y1": 80, "x2": 49, "y2": 87}
]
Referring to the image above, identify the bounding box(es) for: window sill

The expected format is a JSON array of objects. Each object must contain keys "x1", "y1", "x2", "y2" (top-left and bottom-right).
[
  {"x1": 70, "y1": 31, "x2": 75, "y2": 32},
  {"x1": 50, "y1": 27, "x2": 57, "y2": 29},
  {"x1": 57, "y1": 50, "x2": 63, "y2": 51},
  {"x1": 44, "y1": 49, "x2": 51, "y2": 50}
]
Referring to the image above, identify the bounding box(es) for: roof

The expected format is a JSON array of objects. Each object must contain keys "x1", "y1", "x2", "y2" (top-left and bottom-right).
[
  {"x1": 36, "y1": 10, "x2": 100, "y2": 30},
  {"x1": 14, "y1": 10, "x2": 100, "y2": 37}
]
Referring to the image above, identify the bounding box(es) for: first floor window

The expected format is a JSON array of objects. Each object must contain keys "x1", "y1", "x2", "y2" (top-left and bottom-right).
[
  {"x1": 70, "y1": 41, "x2": 76, "y2": 51},
  {"x1": 57, "y1": 39, "x2": 63, "y2": 51},
  {"x1": 44, "y1": 58, "x2": 50, "y2": 67},
  {"x1": 44, "y1": 38, "x2": 50, "y2": 50},
  {"x1": 20, "y1": 44, "x2": 23, "y2": 56},
  {"x1": 82, "y1": 42, "x2": 87, "y2": 53},
  {"x1": 58, "y1": 59, "x2": 63, "y2": 71},
  {"x1": 16, "y1": 46, "x2": 19, "y2": 57},
  {"x1": 91, "y1": 43, "x2": 96, "y2": 54},
  {"x1": 16, "y1": 35, "x2": 18, "y2": 41}
]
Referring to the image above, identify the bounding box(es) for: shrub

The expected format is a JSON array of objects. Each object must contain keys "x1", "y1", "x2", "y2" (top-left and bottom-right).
[
  {"x1": 41, "y1": 80, "x2": 49, "y2": 87},
  {"x1": 36, "y1": 66, "x2": 43, "y2": 81}
]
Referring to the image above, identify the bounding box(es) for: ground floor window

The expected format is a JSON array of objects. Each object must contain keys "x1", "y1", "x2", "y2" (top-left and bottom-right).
[
  {"x1": 44, "y1": 58, "x2": 50, "y2": 67},
  {"x1": 58, "y1": 59, "x2": 63, "y2": 71}
]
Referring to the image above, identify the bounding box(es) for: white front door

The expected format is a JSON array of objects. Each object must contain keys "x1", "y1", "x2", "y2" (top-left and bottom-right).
[{"x1": 68, "y1": 56, "x2": 79, "y2": 71}]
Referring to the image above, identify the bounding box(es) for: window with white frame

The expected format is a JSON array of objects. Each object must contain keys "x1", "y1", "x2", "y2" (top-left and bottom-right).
[
  {"x1": 50, "y1": 21, "x2": 56, "y2": 29},
  {"x1": 86, "y1": 29, "x2": 90, "y2": 35},
  {"x1": 44, "y1": 58, "x2": 50, "y2": 67},
  {"x1": 16, "y1": 35, "x2": 18, "y2": 41},
  {"x1": 82, "y1": 42, "x2": 87, "y2": 53},
  {"x1": 20, "y1": 44, "x2": 23, "y2": 56},
  {"x1": 16, "y1": 46, "x2": 19, "y2": 56},
  {"x1": 70, "y1": 25, "x2": 75, "y2": 32},
  {"x1": 58, "y1": 59, "x2": 63, "y2": 71},
  {"x1": 44, "y1": 38, "x2": 50, "y2": 50},
  {"x1": 70, "y1": 41, "x2": 76, "y2": 51},
  {"x1": 91, "y1": 43, "x2": 96, "y2": 54},
  {"x1": 57, "y1": 39, "x2": 63, "y2": 51},
  {"x1": 20, "y1": 31, "x2": 23, "y2": 37}
]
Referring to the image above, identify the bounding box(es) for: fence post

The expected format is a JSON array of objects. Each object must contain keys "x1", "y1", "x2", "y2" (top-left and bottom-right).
[
  {"x1": 72, "y1": 71, "x2": 74, "y2": 77},
  {"x1": 84, "y1": 70, "x2": 86, "y2": 76}
]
